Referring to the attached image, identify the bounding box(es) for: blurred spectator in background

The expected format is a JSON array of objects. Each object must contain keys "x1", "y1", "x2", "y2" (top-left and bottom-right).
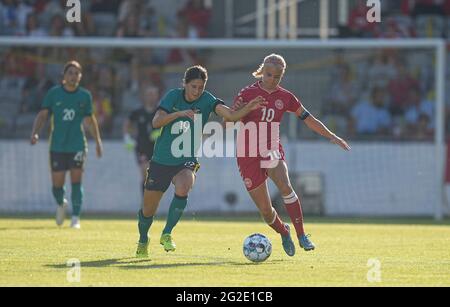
[
  {"x1": 90, "y1": 0, "x2": 120, "y2": 14},
  {"x1": 326, "y1": 63, "x2": 359, "y2": 115},
  {"x1": 378, "y1": 16, "x2": 414, "y2": 38},
  {"x1": 41, "y1": 0, "x2": 65, "y2": 25},
  {"x1": 1, "y1": 49, "x2": 32, "y2": 88},
  {"x1": 25, "y1": 12, "x2": 47, "y2": 36},
  {"x1": 404, "y1": 87, "x2": 434, "y2": 138},
  {"x1": 366, "y1": 51, "x2": 397, "y2": 91},
  {"x1": 166, "y1": 16, "x2": 201, "y2": 65},
  {"x1": 48, "y1": 14, "x2": 74, "y2": 37},
  {"x1": 348, "y1": 0, "x2": 379, "y2": 37},
  {"x1": 178, "y1": 0, "x2": 212, "y2": 38},
  {"x1": 20, "y1": 62, "x2": 54, "y2": 113},
  {"x1": 402, "y1": 0, "x2": 447, "y2": 16},
  {"x1": 388, "y1": 61, "x2": 420, "y2": 115},
  {"x1": 0, "y1": 0, "x2": 19, "y2": 35},
  {"x1": 90, "y1": 84, "x2": 114, "y2": 134},
  {"x1": 117, "y1": 0, "x2": 139, "y2": 24},
  {"x1": 92, "y1": 65, "x2": 117, "y2": 124},
  {"x1": 117, "y1": 0, "x2": 155, "y2": 37},
  {"x1": 32, "y1": 0, "x2": 49, "y2": 14},
  {"x1": 323, "y1": 63, "x2": 358, "y2": 135},
  {"x1": 350, "y1": 87, "x2": 392, "y2": 136},
  {"x1": 415, "y1": 113, "x2": 433, "y2": 139},
  {"x1": 116, "y1": 13, "x2": 142, "y2": 37}
]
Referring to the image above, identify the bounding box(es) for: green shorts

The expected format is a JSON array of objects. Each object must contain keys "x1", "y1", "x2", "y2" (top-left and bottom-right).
[{"x1": 144, "y1": 160, "x2": 200, "y2": 192}]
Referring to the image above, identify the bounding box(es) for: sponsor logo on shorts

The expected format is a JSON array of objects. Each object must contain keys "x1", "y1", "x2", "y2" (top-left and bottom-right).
[
  {"x1": 275, "y1": 99, "x2": 284, "y2": 110},
  {"x1": 244, "y1": 178, "x2": 253, "y2": 189}
]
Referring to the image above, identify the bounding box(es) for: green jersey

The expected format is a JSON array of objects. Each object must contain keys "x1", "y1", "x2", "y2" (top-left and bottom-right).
[
  {"x1": 42, "y1": 85, "x2": 93, "y2": 153},
  {"x1": 152, "y1": 88, "x2": 223, "y2": 166}
]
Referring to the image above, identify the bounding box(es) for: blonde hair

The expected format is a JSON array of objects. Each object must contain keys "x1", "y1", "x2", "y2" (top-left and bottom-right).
[{"x1": 252, "y1": 53, "x2": 287, "y2": 78}]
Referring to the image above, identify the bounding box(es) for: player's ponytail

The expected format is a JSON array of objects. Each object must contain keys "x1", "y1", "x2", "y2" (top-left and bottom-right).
[{"x1": 252, "y1": 53, "x2": 287, "y2": 79}]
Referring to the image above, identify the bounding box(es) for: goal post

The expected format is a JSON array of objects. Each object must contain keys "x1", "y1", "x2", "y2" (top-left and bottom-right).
[{"x1": 0, "y1": 37, "x2": 446, "y2": 219}]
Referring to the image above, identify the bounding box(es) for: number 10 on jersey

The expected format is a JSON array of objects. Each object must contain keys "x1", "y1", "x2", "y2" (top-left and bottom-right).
[{"x1": 261, "y1": 108, "x2": 275, "y2": 122}]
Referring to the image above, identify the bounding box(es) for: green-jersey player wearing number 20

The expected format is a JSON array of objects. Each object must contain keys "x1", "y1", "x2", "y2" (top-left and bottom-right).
[
  {"x1": 136, "y1": 65, "x2": 267, "y2": 258},
  {"x1": 30, "y1": 61, "x2": 103, "y2": 229}
]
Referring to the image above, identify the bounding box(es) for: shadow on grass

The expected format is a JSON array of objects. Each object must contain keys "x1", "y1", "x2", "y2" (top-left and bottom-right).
[
  {"x1": 45, "y1": 258, "x2": 151, "y2": 269},
  {"x1": 0, "y1": 226, "x2": 59, "y2": 231},
  {"x1": 44, "y1": 257, "x2": 286, "y2": 270},
  {"x1": 120, "y1": 258, "x2": 287, "y2": 270}
]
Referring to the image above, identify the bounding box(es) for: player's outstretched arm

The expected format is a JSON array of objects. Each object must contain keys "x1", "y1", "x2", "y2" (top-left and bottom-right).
[
  {"x1": 299, "y1": 108, "x2": 351, "y2": 151},
  {"x1": 216, "y1": 96, "x2": 267, "y2": 122},
  {"x1": 30, "y1": 109, "x2": 49, "y2": 145},
  {"x1": 84, "y1": 115, "x2": 103, "y2": 158}
]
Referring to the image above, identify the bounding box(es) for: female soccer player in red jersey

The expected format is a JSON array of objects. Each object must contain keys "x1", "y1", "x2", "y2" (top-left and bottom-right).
[{"x1": 231, "y1": 54, "x2": 351, "y2": 256}]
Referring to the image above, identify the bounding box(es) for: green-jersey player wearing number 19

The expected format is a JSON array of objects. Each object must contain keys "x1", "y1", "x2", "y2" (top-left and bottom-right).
[
  {"x1": 30, "y1": 61, "x2": 103, "y2": 229},
  {"x1": 136, "y1": 65, "x2": 267, "y2": 258}
]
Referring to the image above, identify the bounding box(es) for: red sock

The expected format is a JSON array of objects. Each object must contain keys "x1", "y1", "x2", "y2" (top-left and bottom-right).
[
  {"x1": 268, "y1": 210, "x2": 289, "y2": 236},
  {"x1": 283, "y1": 192, "x2": 305, "y2": 237}
]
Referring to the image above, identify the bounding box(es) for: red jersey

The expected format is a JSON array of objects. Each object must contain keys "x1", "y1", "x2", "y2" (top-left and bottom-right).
[{"x1": 232, "y1": 81, "x2": 302, "y2": 159}]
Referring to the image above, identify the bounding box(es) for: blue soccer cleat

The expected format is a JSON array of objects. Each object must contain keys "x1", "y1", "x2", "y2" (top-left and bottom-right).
[
  {"x1": 281, "y1": 224, "x2": 296, "y2": 257},
  {"x1": 299, "y1": 234, "x2": 315, "y2": 251}
]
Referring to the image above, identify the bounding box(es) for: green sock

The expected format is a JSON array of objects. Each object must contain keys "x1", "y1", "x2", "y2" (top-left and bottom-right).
[
  {"x1": 162, "y1": 194, "x2": 188, "y2": 235},
  {"x1": 138, "y1": 209, "x2": 153, "y2": 244},
  {"x1": 52, "y1": 186, "x2": 65, "y2": 206},
  {"x1": 71, "y1": 183, "x2": 83, "y2": 217}
]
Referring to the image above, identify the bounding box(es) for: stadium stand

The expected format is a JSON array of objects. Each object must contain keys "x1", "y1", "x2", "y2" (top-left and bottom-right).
[{"x1": 0, "y1": 0, "x2": 446, "y2": 141}]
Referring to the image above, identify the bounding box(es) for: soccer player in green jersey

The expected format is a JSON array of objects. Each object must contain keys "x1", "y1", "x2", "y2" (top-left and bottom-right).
[
  {"x1": 30, "y1": 61, "x2": 103, "y2": 229},
  {"x1": 136, "y1": 65, "x2": 266, "y2": 257}
]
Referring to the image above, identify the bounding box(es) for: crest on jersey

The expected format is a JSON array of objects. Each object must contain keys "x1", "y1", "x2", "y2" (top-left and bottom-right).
[
  {"x1": 275, "y1": 99, "x2": 284, "y2": 110},
  {"x1": 244, "y1": 178, "x2": 253, "y2": 189}
]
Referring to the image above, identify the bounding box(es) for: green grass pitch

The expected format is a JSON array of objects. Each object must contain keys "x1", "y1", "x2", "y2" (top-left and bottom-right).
[{"x1": 0, "y1": 216, "x2": 449, "y2": 286}]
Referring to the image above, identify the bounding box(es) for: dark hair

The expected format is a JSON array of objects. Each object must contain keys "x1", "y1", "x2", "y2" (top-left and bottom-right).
[
  {"x1": 63, "y1": 60, "x2": 82, "y2": 74},
  {"x1": 184, "y1": 65, "x2": 208, "y2": 84}
]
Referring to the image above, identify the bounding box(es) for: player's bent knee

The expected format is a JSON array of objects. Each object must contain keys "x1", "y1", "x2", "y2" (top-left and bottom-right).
[{"x1": 175, "y1": 184, "x2": 191, "y2": 197}]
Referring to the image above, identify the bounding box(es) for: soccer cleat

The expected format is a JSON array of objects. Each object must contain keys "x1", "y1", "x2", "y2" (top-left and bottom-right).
[
  {"x1": 136, "y1": 241, "x2": 149, "y2": 258},
  {"x1": 280, "y1": 224, "x2": 296, "y2": 257},
  {"x1": 160, "y1": 233, "x2": 176, "y2": 252},
  {"x1": 56, "y1": 199, "x2": 68, "y2": 226},
  {"x1": 70, "y1": 216, "x2": 81, "y2": 229},
  {"x1": 299, "y1": 234, "x2": 315, "y2": 251}
]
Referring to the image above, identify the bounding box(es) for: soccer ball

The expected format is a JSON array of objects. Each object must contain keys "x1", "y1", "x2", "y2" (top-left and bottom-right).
[{"x1": 243, "y1": 233, "x2": 272, "y2": 263}]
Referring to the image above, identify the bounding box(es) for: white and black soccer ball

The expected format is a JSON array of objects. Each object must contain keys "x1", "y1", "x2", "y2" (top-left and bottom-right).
[{"x1": 243, "y1": 233, "x2": 272, "y2": 263}]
